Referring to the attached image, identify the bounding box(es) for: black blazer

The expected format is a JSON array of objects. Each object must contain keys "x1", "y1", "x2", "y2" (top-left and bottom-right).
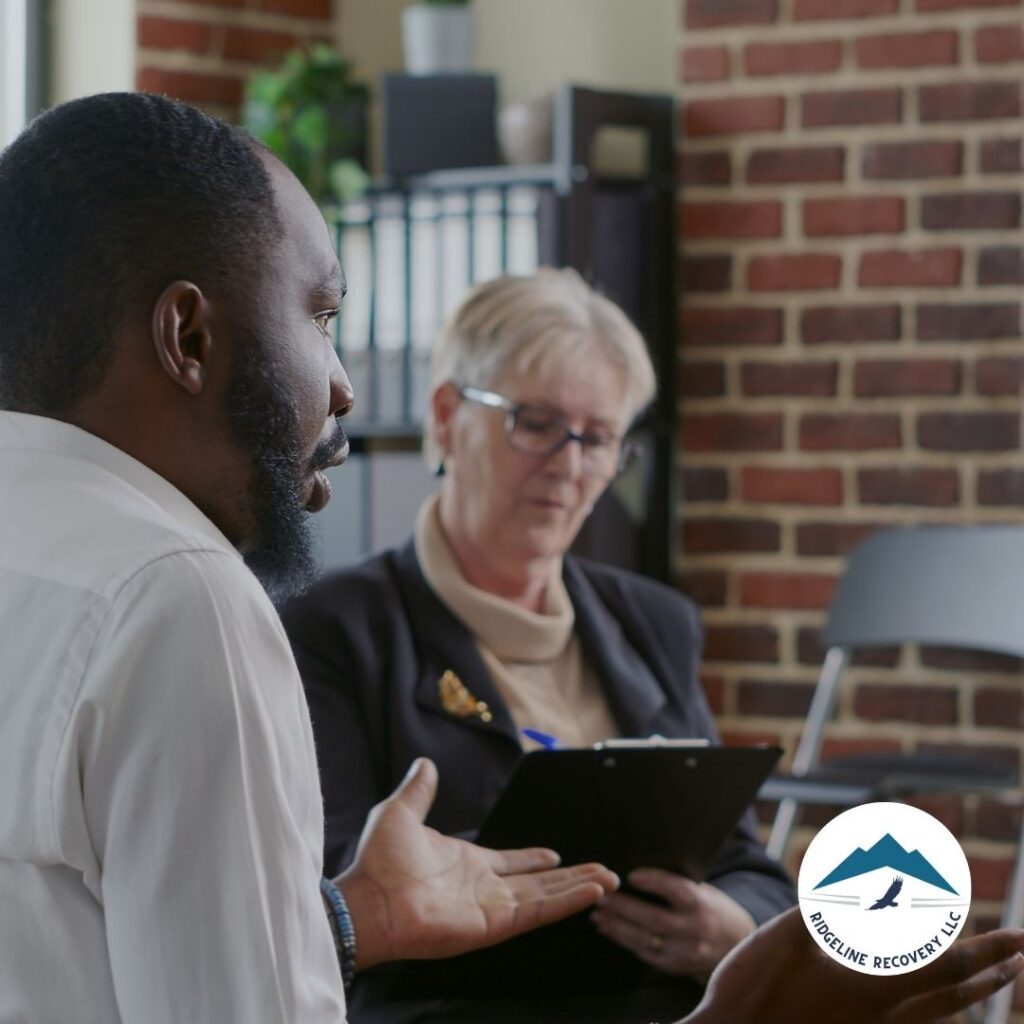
[{"x1": 281, "y1": 541, "x2": 795, "y2": 1023}]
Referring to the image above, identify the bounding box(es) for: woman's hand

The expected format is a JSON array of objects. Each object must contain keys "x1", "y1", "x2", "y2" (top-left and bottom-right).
[{"x1": 590, "y1": 867, "x2": 756, "y2": 981}]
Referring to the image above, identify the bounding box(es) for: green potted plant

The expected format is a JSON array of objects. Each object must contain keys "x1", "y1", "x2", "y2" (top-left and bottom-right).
[
  {"x1": 243, "y1": 44, "x2": 370, "y2": 205},
  {"x1": 402, "y1": 0, "x2": 473, "y2": 75}
]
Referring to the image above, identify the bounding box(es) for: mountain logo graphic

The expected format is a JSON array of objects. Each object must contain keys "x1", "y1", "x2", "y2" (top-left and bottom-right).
[
  {"x1": 814, "y1": 833, "x2": 957, "y2": 895},
  {"x1": 797, "y1": 803, "x2": 971, "y2": 977}
]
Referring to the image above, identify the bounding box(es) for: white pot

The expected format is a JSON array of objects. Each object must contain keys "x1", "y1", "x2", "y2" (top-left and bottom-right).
[{"x1": 402, "y1": 5, "x2": 474, "y2": 76}]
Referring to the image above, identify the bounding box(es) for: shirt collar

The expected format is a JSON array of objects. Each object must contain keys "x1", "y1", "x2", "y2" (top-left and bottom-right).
[{"x1": 0, "y1": 412, "x2": 238, "y2": 555}]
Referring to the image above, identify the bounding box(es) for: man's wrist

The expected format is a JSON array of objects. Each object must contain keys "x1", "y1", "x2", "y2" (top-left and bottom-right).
[
  {"x1": 334, "y1": 868, "x2": 394, "y2": 970},
  {"x1": 320, "y1": 876, "x2": 358, "y2": 992}
]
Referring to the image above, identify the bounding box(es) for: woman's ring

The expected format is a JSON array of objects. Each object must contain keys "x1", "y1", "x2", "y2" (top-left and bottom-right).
[{"x1": 648, "y1": 933, "x2": 665, "y2": 955}]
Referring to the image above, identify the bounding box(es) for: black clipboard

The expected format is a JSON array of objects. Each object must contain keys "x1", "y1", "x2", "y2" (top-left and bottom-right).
[
  {"x1": 477, "y1": 742, "x2": 782, "y2": 881},
  {"x1": 391, "y1": 742, "x2": 782, "y2": 1000}
]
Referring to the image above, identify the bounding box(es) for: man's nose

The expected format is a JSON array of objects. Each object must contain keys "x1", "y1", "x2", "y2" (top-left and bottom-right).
[
  {"x1": 544, "y1": 433, "x2": 585, "y2": 479},
  {"x1": 327, "y1": 345, "x2": 354, "y2": 419}
]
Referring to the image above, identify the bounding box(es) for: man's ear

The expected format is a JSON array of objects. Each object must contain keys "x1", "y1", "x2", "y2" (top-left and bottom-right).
[
  {"x1": 430, "y1": 380, "x2": 462, "y2": 455},
  {"x1": 151, "y1": 280, "x2": 213, "y2": 396}
]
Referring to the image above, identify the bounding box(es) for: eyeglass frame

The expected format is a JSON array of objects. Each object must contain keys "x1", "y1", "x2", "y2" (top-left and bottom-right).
[{"x1": 457, "y1": 384, "x2": 642, "y2": 479}]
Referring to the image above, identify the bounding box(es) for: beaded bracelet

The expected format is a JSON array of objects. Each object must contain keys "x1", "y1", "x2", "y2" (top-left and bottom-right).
[{"x1": 320, "y1": 876, "x2": 357, "y2": 994}]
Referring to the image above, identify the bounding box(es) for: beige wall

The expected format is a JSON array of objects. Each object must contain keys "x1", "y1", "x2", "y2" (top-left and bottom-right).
[
  {"x1": 51, "y1": 0, "x2": 135, "y2": 104},
  {"x1": 338, "y1": 0, "x2": 677, "y2": 171}
]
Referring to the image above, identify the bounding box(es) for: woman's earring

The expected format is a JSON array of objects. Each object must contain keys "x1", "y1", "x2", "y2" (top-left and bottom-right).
[{"x1": 433, "y1": 459, "x2": 446, "y2": 478}]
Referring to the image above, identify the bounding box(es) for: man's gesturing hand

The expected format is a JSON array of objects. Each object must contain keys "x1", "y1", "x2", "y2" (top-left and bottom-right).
[{"x1": 335, "y1": 758, "x2": 619, "y2": 969}]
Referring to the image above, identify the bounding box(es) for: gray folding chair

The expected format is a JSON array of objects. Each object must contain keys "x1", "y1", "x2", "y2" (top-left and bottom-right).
[{"x1": 759, "y1": 526, "x2": 1024, "y2": 1024}]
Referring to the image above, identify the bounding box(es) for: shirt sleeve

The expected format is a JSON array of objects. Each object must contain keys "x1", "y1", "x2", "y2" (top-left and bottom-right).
[{"x1": 69, "y1": 549, "x2": 346, "y2": 1023}]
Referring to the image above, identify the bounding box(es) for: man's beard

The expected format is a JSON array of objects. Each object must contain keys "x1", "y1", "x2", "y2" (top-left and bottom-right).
[{"x1": 225, "y1": 340, "x2": 344, "y2": 603}]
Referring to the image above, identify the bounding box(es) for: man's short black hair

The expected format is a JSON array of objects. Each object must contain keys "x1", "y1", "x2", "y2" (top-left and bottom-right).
[{"x1": 0, "y1": 92, "x2": 279, "y2": 414}]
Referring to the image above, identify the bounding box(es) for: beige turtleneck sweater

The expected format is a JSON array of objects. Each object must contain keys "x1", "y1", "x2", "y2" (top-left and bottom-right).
[{"x1": 414, "y1": 495, "x2": 621, "y2": 750}]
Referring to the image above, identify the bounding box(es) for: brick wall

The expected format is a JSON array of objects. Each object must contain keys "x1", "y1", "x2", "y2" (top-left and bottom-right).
[
  {"x1": 136, "y1": 0, "x2": 335, "y2": 121},
  {"x1": 677, "y1": 0, "x2": 1024, "y2": 970}
]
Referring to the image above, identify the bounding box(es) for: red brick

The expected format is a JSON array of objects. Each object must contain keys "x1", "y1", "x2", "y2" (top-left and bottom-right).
[
  {"x1": 681, "y1": 255, "x2": 732, "y2": 293},
  {"x1": 976, "y1": 24, "x2": 1024, "y2": 63},
  {"x1": 746, "y1": 145, "x2": 845, "y2": 184},
  {"x1": 741, "y1": 572, "x2": 837, "y2": 610},
  {"x1": 858, "y1": 248, "x2": 962, "y2": 288},
  {"x1": 686, "y1": 0, "x2": 779, "y2": 28},
  {"x1": 737, "y1": 681, "x2": 815, "y2": 718},
  {"x1": 260, "y1": 0, "x2": 331, "y2": 17},
  {"x1": 854, "y1": 358, "x2": 961, "y2": 396},
  {"x1": 858, "y1": 468, "x2": 960, "y2": 506},
  {"x1": 976, "y1": 799, "x2": 1022, "y2": 841},
  {"x1": 795, "y1": 0, "x2": 898, "y2": 17},
  {"x1": 137, "y1": 15, "x2": 213, "y2": 54},
  {"x1": 740, "y1": 360, "x2": 838, "y2": 396},
  {"x1": 968, "y1": 855, "x2": 1016, "y2": 901},
  {"x1": 745, "y1": 39, "x2": 842, "y2": 76},
  {"x1": 976, "y1": 356, "x2": 1024, "y2": 396},
  {"x1": 168, "y1": 0, "x2": 243, "y2": 7},
  {"x1": 856, "y1": 30, "x2": 959, "y2": 69},
  {"x1": 679, "y1": 360, "x2": 727, "y2": 397},
  {"x1": 978, "y1": 469, "x2": 1024, "y2": 505},
  {"x1": 798, "y1": 627, "x2": 900, "y2": 667},
  {"x1": 681, "y1": 200, "x2": 782, "y2": 239},
  {"x1": 749, "y1": 254, "x2": 841, "y2": 291},
  {"x1": 801, "y1": 304, "x2": 901, "y2": 344},
  {"x1": 701, "y1": 673, "x2": 726, "y2": 714},
  {"x1": 920, "y1": 646, "x2": 1024, "y2": 672},
  {"x1": 854, "y1": 684, "x2": 959, "y2": 724},
  {"x1": 224, "y1": 26, "x2": 297, "y2": 63},
  {"x1": 683, "y1": 517, "x2": 781, "y2": 553},
  {"x1": 681, "y1": 467, "x2": 729, "y2": 502},
  {"x1": 975, "y1": 687, "x2": 1024, "y2": 727},
  {"x1": 921, "y1": 191, "x2": 1021, "y2": 230},
  {"x1": 683, "y1": 45, "x2": 731, "y2": 82},
  {"x1": 918, "y1": 411, "x2": 1020, "y2": 451},
  {"x1": 863, "y1": 140, "x2": 963, "y2": 180},
  {"x1": 705, "y1": 624, "x2": 780, "y2": 663},
  {"x1": 800, "y1": 413, "x2": 901, "y2": 450},
  {"x1": 678, "y1": 150, "x2": 732, "y2": 186},
  {"x1": 981, "y1": 137, "x2": 1023, "y2": 174},
  {"x1": 135, "y1": 68, "x2": 244, "y2": 106},
  {"x1": 821, "y1": 738, "x2": 903, "y2": 761},
  {"x1": 676, "y1": 570, "x2": 729, "y2": 608},
  {"x1": 681, "y1": 307, "x2": 783, "y2": 346},
  {"x1": 685, "y1": 96, "x2": 785, "y2": 137},
  {"x1": 741, "y1": 466, "x2": 843, "y2": 504},
  {"x1": 979, "y1": 246, "x2": 1024, "y2": 284},
  {"x1": 683, "y1": 413, "x2": 784, "y2": 451},
  {"x1": 917, "y1": 303, "x2": 1021, "y2": 340},
  {"x1": 918, "y1": 0, "x2": 1021, "y2": 10},
  {"x1": 801, "y1": 88, "x2": 902, "y2": 128},
  {"x1": 920, "y1": 81, "x2": 1022, "y2": 122},
  {"x1": 795, "y1": 521, "x2": 883, "y2": 557},
  {"x1": 804, "y1": 196, "x2": 904, "y2": 236}
]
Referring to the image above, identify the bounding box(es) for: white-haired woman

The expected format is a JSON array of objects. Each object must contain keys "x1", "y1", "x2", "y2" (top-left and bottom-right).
[{"x1": 281, "y1": 269, "x2": 794, "y2": 1023}]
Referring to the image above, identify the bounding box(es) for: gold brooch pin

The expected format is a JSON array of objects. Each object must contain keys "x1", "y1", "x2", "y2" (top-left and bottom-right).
[{"x1": 438, "y1": 669, "x2": 493, "y2": 723}]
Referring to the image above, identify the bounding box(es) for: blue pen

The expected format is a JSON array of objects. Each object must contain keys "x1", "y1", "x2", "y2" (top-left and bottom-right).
[{"x1": 522, "y1": 728, "x2": 561, "y2": 750}]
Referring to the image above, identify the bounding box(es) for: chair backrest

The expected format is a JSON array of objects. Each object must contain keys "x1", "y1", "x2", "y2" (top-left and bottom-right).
[{"x1": 822, "y1": 526, "x2": 1024, "y2": 659}]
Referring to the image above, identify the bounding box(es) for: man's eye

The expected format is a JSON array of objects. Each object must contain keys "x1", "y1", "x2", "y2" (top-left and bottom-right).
[
  {"x1": 313, "y1": 311, "x2": 337, "y2": 336},
  {"x1": 582, "y1": 432, "x2": 615, "y2": 450},
  {"x1": 518, "y1": 413, "x2": 561, "y2": 436}
]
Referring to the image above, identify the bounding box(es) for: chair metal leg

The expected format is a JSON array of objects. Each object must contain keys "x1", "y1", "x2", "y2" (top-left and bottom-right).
[{"x1": 766, "y1": 647, "x2": 849, "y2": 861}]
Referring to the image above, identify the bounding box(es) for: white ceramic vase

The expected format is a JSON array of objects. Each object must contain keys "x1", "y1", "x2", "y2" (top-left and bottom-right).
[{"x1": 401, "y1": 5, "x2": 474, "y2": 76}]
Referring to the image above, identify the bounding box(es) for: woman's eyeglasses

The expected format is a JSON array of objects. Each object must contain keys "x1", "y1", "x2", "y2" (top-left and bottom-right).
[{"x1": 459, "y1": 385, "x2": 641, "y2": 480}]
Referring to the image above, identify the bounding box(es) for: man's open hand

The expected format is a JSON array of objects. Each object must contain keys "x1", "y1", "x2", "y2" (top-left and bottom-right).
[{"x1": 336, "y1": 758, "x2": 619, "y2": 969}]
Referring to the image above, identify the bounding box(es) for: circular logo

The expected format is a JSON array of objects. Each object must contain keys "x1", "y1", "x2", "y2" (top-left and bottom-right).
[{"x1": 798, "y1": 802, "x2": 971, "y2": 976}]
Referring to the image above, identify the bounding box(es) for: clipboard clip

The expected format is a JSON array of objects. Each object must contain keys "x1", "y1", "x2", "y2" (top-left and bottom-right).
[{"x1": 593, "y1": 735, "x2": 712, "y2": 750}]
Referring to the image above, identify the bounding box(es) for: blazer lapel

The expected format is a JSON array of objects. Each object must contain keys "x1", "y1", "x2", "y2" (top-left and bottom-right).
[
  {"x1": 390, "y1": 540, "x2": 522, "y2": 751},
  {"x1": 564, "y1": 558, "x2": 668, "y2": 737}
]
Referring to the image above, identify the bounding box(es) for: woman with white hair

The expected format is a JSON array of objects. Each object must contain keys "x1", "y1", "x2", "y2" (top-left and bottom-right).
[{"x1": 281, "y1": 268, "x2": 795, "y2": 1023}]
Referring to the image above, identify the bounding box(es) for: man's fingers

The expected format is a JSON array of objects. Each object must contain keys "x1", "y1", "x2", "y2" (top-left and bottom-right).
[
  {"x1": 889, "y1": 952, "x2": 1024, "y2": 1023},
  {"x1": 485, "y1": 845, "x2": 562, "y2": 875},
  {"x1": 387, "y1": 757, "x2": 438, "y2": 823},
  {"x1": 506, "y1": 879, "x2": 612, "y2": 937},
  {"x1": 505, "y1": 862, "x2": 620, "y2": 899}
]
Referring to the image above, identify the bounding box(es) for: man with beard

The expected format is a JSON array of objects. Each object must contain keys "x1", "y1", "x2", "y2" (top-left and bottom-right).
[{"x1": 0, "y1": 93, "x2": 1021, "y2": 1024}]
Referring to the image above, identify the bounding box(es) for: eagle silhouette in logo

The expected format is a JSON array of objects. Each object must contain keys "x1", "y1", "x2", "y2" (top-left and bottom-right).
[{"x1": 867, "y1": 875, "x2": 903, "y2": 910}]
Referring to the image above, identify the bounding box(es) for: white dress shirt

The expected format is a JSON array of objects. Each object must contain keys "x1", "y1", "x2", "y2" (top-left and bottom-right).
[{"x1": 0, "y1": 412, "x2": 346, "y2": 1023}]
